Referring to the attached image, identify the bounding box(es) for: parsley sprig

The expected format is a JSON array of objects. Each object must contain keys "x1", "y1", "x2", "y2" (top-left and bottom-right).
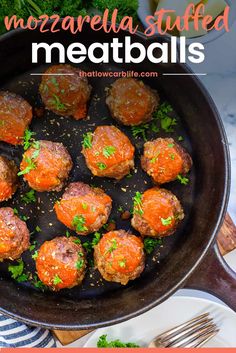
[
  {"x1": 83, "y1": 232, "x2": 101, "y2": 253},
  {"x1": 8, "y1": 259, "x2": 29, "y2": 283},
  {"x1": 133, "y1": 191, "x2": 144, "y2": 216},
  {"x1": 103, "y1": 146, "x2": 116, "y2": 158},
  {"x1": 161, "y1": 217, "x2": 173, "y2": 226},
  {"x1": 144, "y1": 238, "x2": 162, "y2": 254},
  {"x1": 82, "y1": 132, "x2": 93, "y2": 149},
  {"x1": 21, "y1": 189, "x2": 36, "y2": 204},
  {"x1": 177, "y1": 174, "x2": 189, "y2": 185},
  {"x1": 97, "y1": 335, "x2": 139, "y2": 348},
  {"x1": 18, "y1": 157, "x2": 36, "y2": 176},
  {"x1": 72, "y1": 215, "x2": 88, "y2": 233}
]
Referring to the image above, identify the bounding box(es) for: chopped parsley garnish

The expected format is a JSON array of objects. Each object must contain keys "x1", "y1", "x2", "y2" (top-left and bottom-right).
[
  {"x1": 82, "y1": 132, "x2": 93, "y2": 149},
  {"x1": 66, "y1": 230, "x2": 71, "y2": 238},
  {"x1": 31, "y1": 142, "x2": 40, "y2": 159},
  {"x1": 29, "y1": 241, "x2": 37, "y2": 252},
  {"x1": 161, "y1": 217, "x2": 173, "y2": 226},
  {"x1": 53, "y1": 275, "x2": 63, "y2": 285},
  {"x1": 72, "y1": 215, "x2": 88, "y2": 232},
  {"x1": 21, "y1": 189, "x2": 36, "y2": 204},
  {"x1": 76, "y1": 254, "x2": 84, "y2": 270},
  {"x1": 82, "y1": 202, "x2": 88, "y2": 210},
  {"x1": 144, "y1": 238, "x2": 162, "y2": 254},
  {"x1": 0, "y1": 120, "x2": 5, "y2": 126},
  {"x1": 50, "y1": 76, "x2": 59, "y2": 87},
  {"x1": 97, "y1": 162, "x2": 107, "y2": 170},
  {"x1": 82, "y1": 232, "x2": 101, "y2": 253},
  {"x1": 32, "y1": 250, "x2": 38, "y2": 260},
  {"x1": 92, "y1": 232, "x2": 101, "y2": 246},
  {"x1": 153, "y1": 102, "x2": 176, "y2": 133},
  {"x1": 8, "y1": 259, "x2": 28, "y2": 283},
  {"x1": 13, "y1": 208, "x2": 19, "y2": 215},
  {"x1": 97, "y1": 335, "x2": 139, "y2": 348},
  {"x1": 177, "y1": 174, "x2": 189, "y2": 185},
  {"x1": 33, "y1": 276, "x2": 46, "y2": 290},
  {"x1": 170, "y1": 154, "x2": 175, "y2": 160},
  {"x1": 18, "y1": 157, "x2": 36, "y2": 176},
  {"x1": 22, "y1": 129, "x2": 36, "y2": 151},
  {"x1": 133, "y1": 192, "x2": 143, "y2": 216},
  {"x1": 103, "y1": 146, "x2": 116, "y2": 158},
  {"x1": 168, "y1": 143, "x2": 174, "y2": 148},
  {"x1": 118, "y1": 206, "x2": 124, "y2": 212},
  {"x1": 119, "y1": 259, "x2": 126, "y2": 268},
  {"x1": 21, "y1": 215, "x2": 29, "y2": 222},
  {"x1": 131, "y1": 124, "x2": 149, "y2": 141},
  {"x1": 126, "y1": 173, "x2": 133, "y2": 179},
  {"x1": 35, "y1": 226, "x2": 42, "y2": 232},
  {"x1": 73, "y1": 238, "x2": 81, "y2": 244},
  {"x1": 178, "y1": 136, "x2": 184, "y2": 141},
  {"x1": 48, "y1": 94, "x2": 66, "y2": 111},
  {"x1": 150, "y1": 152, "x2": 160, "y2": 164},
  {"x1": 107, "y1": 239, "x2": 117, "y2": 253}
]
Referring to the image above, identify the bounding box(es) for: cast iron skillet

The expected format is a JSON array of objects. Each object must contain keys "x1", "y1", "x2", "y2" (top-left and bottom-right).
[{"x1": 0, "y1": 23, "x2": 234, "y2": 330}]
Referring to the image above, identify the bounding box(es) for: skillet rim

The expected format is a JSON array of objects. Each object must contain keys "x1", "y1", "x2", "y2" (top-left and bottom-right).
[{"x1": 0, "y1": 26, "x2": 231, "y2": 329}]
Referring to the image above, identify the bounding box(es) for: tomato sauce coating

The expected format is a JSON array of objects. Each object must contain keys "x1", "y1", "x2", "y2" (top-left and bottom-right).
[
  {"x1": 55, "y1": 182, "x2": 112, "y2": 235},
  {"x1": 131, "y1": 187, "x2": 184, "y2": 238},
  {"x1": 141, "y1": 138, "x2": 192, "y2": 184},
  {"x1": 36, "y1": 236, "x2": 86, "y2": 291},
  {"x1": 19, "y1": 140, "x2": 72, "y2": 192},
  {"x1": 0, "y1": 91, "x2": 32, "y2": 145},
  {"x1": 82, "y1": 125, "x2": 135, "y2": 180},
  {"x1": 94, "y1": 230, "x2": 145, "y2": 285}
]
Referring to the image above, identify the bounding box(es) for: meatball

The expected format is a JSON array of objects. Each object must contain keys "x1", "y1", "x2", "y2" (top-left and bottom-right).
[
  {"x1": 131, "y1": 187, "x2": 184, "y2": 238},
  {"x1": 36, "y1": 236, "x2": 86, "y2": 291},
  {"x1": 106, "y1": 78, "x2": 159, "y2": 126},
  {"x1": 39, "y1": 65, "x2": 91, "y2": 120},
  {"x1": 82, "y1": 125, "x2": 135, "y2": 180},
  {"x1": 0, "y1": 207, "x2": 30, "y2": 261},
  {"x1": 0, "y1": 91, "x2": 32, "y2": 145},
  {"x1": 0, "y1": 156, "x2": 18, "y2": 202},
  {"x1": 55, "y1": 182, "x2": 112, "y2": 236},
  {"x1": 141, "y1": 138, "x2": 192, "y2": 184},
  {"x1": 94, "y1": 230, "x2": 145, "y2": 285},
  {"x1": 19, "y1": 140, "x2": 72, "y2": 192}
]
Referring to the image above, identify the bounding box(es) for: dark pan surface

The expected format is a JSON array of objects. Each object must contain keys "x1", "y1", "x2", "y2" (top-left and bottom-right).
[{"x1": 0, "y1": 25, "x2": 230, "y2": 329}]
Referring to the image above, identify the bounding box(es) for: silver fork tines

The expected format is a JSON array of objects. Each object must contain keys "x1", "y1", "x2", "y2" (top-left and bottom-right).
[{"x1": 149, "y1": 313, "x2": 219, "y2": 348}]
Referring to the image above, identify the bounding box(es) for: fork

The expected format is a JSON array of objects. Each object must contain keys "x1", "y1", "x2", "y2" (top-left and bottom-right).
[{"x1": 148, "y1": 313, "x2": 219, "y2": 348}]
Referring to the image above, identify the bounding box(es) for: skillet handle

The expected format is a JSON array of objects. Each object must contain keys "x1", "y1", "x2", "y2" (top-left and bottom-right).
[{"x1": 184, "y1": 244, "x2": 236, "y2": 311}]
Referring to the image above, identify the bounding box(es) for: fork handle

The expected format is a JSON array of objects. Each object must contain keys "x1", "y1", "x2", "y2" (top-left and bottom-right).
[{"x1": 185, "y1": 243, "x2": 236, "y2": 312}]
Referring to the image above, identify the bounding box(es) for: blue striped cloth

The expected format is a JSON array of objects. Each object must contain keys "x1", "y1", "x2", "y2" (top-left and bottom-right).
[{"x1": 0, "y1": 314, "x2": 56, "y2": 348}]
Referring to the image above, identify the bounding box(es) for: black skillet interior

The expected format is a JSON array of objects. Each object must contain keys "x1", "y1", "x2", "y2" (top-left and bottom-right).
[{"x1": 0, "y1": 25, "x2": 229, "y2": 329}]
